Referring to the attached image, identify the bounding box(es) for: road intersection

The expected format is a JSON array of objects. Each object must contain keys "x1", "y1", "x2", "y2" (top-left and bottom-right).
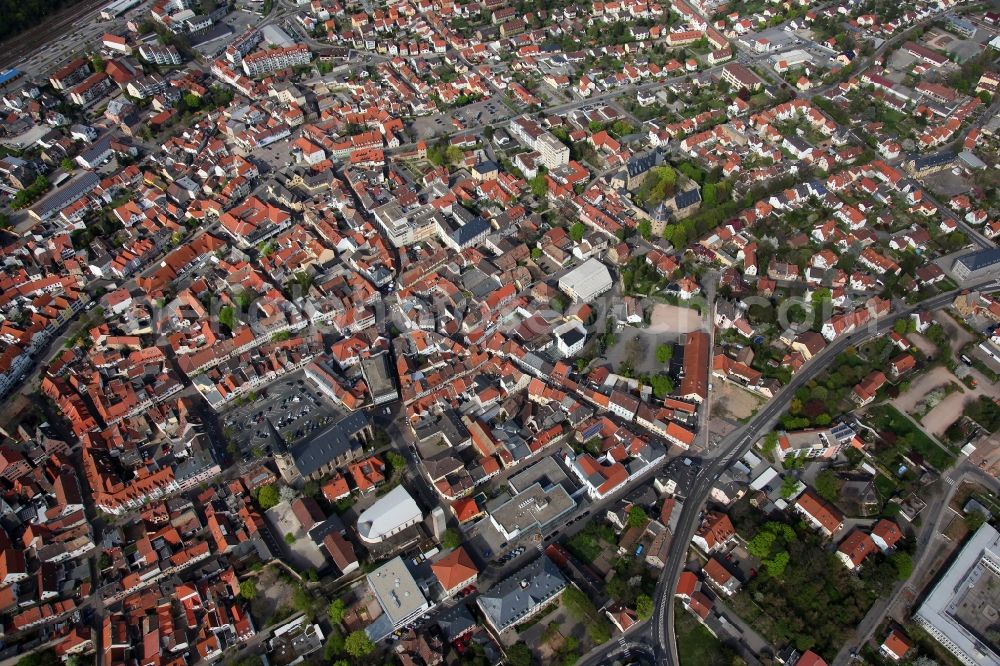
[{"x1": 577, "y1": 276, "x2": 1000, "y2": 666}]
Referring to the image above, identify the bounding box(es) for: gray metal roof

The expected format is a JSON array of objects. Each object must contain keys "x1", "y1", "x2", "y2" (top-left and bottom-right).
[
  {"x1": 290, "y1": 410, "x2": 370, "y2": 477},
  {"x1": 476, "y1": 556, "x2": 567, "y2": 631}
]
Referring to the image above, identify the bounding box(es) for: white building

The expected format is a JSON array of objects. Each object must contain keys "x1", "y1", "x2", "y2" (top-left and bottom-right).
[
  {"x1": 553, "y1": 321, "x2": 586, "y2": 356},
  {"x1": 356, "y1": 485, "x2": 423, "y2": 543},
  {"x1": 558, "y1": 258, "x2": 613, "y2": 303},
  {"x1": 242, "y1": 44, "x2": 311, "y2": 77},
  {"x1": 365, "y1": 557, "x2": 430, "y2": 641},
  {"x1": 914, "y1": 524, "x2": 1000, "y2": 666},
  {"x1": 537, "y1": 133, "x2": 570, "y2": 169}
]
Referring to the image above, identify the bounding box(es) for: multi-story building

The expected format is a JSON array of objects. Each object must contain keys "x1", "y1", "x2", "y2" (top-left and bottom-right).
[
  {"x1": 476, "y1": 556, "x2": 567, "y2": 633},
  {"x1": 226, "y1": 28, "x2": 262, "y2": 63},
  {"x1": 138, "y1": 44, "x2": 182, "y2": 66},
  {"x1": 536, "y1": 133, "x2": 570, "y2": 169},
  {"x1": 49, "y1": 57, "x2": 91, "y2": 90},
  {"x1": 241, "y1": 44, "x2": 311, "y2": 76},
  {"x1": 68, "y1": 73, "x2": 114, "y2": 106},
  {"x1": 914, "y1": 524, "x2": 1000, "y2": 665}
]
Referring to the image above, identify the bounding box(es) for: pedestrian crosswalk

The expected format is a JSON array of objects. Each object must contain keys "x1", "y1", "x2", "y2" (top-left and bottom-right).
[{"x1": 618, "y1": 637, "x2": 630, "y2": 659}]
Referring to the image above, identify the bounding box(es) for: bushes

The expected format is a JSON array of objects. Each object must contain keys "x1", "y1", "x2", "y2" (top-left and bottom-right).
[{"x1": 964, "y1": 396, "x2": 1000, "y2": 432}]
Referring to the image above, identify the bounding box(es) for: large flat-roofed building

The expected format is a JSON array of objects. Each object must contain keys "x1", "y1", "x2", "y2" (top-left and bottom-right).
[
  {"x1": 356, "y1": 485, "x2": 423, "y2": 543},
  {"x1": 914, "y1": 524, "x2": 1000, "y2": 665},
  {"x1": 365, "y1": 556, "x2": 430, "y2": 641},
  {"x1": 488, "y1": 481, "x2": 576, "y2": 542},
  {"x1": 360, "y1": 353, "x2": 398, "y2": 405},
  {"x1": 952, "y1": 248, "x2": 1000, "y2": 282},
  {"x1": 558, "y1": 258, "x2": 613, "y2": 303}
]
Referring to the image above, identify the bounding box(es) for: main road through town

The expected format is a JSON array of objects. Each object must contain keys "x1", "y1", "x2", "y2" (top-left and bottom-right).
[{"x1": 577, "y1": 276, "x2": 1000, "y2": 666}]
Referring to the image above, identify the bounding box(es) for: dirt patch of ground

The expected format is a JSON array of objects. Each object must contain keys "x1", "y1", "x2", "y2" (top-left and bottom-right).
[
  {"x1": 893, "y1": 366, "x2": 959, "y2": 413},
  {"x1": 893, "y1": 365, "x2": 1000, "y2": 437},
  {"x1": 647, "y1": 303, "x2": 703, "y2": 334},
  {"x1": 711, "y1": 382, "x2": 764, "y2": 421},
  {"x1": 922, "y1": 392, "x2": 976, "y2": 437},
  {"x1": 908, "y1": 332, "x2": 938, "y2": 358},
  {"x1": 248, "y1": 566, "x2": 297, "y2": 625}
]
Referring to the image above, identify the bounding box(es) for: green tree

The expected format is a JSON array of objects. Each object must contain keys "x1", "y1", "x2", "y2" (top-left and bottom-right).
[
  {"x1": 747, "y1": 530, "x2": 776, "y2": 559},
  {"x1": 649, "y1": 374, "x2": 674, "y2": 399},
  {"x1": 761, "y1": 432, "x2": 779, "y2": 457},
  {"x1": 635, "y1": 594, "x2": 653, "y2": 620},
  {"x1": 60, "y1": 157, "x2": 75, "y2": 171},
  {"x1": 891, "y1": 552, "x2": 913, "y2": 580},
  {"x1": 637, "y1": 219, "x2": 652, "y2": 240},
  {"x1": 239, "y1": 579, "x2": 257, "y2": 600},
  {"x1": 814, "y1": 470, "x2": 841, "y2": 503},
  {"x1": 16, "y1": 651, "x2": 59, "y2": 666},
  {"x1": 441, "y1": 528, "x2": 462, "y2": 550},
  {"x1": 445, "y1": 145, "x2": 464, "y2": 165},
  {"x1": 328, "y1": 598, "x2": 345, "y2": 625},
  {"x1": 323, "y1": 629, "x2": 345, "y2": 659},
  {"x1": 183, "y1": 93, "x2": 201, "y2": 110},
  {"x1": 780, "y1": 476, "x2": 799, "y2": 499},
  {"x1": 257, "y1": 484, "x2": 280, "y2": 509},
  {"x1": 344, "y1": 630, "x2": 374, "y2": 658},
  {"x1": 219, "y1": 306, "x2": 237, "y2": 332},
  {"x1": 531, "y1": 174, "x2": 548, "y2": 199},
  {"x1": 702, "y1": 182, "x2": 717, "y2": 206},
  {"x1": 764, "y1": 550, "x2": 790, "y2": 576},
  {"x1": 628, "y1": 506, "x2": 648, "y2": 528},
  {"x1": 506, "y1": 642, "x2": 533, "y2": 666},
  {"x1": 569, "y1": 222, "x2": 586, "y2": 242},
  {"x1": 284, "y1": 532, "x2": 296, "y2": 544},
  {"x1": 385, "y1": 450, "x2": 406, "y2": 475},
  {"x1": 655, "y1": 344, "x2": 673, "y2": 364}
]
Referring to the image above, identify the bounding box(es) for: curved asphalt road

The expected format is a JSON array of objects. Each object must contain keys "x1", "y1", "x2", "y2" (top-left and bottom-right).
[{"x1": 579, "y1": 276, "x2": 1000, "y2": 666}]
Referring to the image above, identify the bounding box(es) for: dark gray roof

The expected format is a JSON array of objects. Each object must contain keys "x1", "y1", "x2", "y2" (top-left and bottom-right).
[
  {"x1": 290, "y1": 410, "x2": 370, "y2": 477},
  {"x1": 674, "y1": 188, "x2": 701, "y2": 209},
  {"x1": 451, "y1": 216, "x2": 491, "y2": 248},
  {"x1": 913, "y1": 151, "x2": 955, "y2": 170},
  {"x1": 476, "y1": 556, "x2": 567, "y2": 631},
  {"x1": 558, "y1": 328, "x2": 585, "y2": 348},
  {"x1": 436, "y1": 604, "x2": 477, "y2": 641},
  {"x1": 956, "y1": 248, "x2": 1000, "y2": 272},
  {"x1": 626, "y1": 149, "x2": 661, "y2": 178},
  {"x1": 30, "y1": 171, "x2": 99, "y2": 219}
]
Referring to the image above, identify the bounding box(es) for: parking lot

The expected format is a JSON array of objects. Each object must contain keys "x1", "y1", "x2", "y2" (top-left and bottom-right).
[
  {"x1": 410, "y1": 97, "x2": 511, "y2": 140},
  {"x1": 221, "y1": 369, "x2": 346, "y2": 463}
]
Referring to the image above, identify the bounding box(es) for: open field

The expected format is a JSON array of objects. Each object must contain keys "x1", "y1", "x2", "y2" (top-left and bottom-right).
[
  {"x1": 647, "y1": 303, "x2": 703, "y2": 334},
  {"x1": 712, "y1": 382, "x2": 763, "y2": 421}
]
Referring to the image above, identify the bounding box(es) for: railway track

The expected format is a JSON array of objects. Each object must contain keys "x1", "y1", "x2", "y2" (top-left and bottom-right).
[{"x1": 0, "y1": 0, "x2": 109, "y2": 70}]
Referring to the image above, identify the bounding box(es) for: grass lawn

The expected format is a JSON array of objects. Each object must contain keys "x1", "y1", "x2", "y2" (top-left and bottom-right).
[
  {"x1": 869, "y1": 404, "x2": 956, "y2": 470},
  {"x1": 675, "y1": 601, "x2": 739, "y2": 666},
  {"x1": 565, "y1": 521, "x2": 615, "y2": 563}
]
